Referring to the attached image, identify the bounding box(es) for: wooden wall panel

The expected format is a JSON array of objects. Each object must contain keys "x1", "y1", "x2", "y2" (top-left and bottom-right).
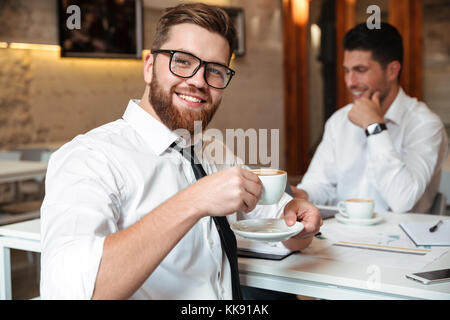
[
  {"x1": 389, "y1": 0, "x2": 423, "y2": 100},
  {"x1": 335, "y1": 0, "x2": 423, "y2": 106},
  {"x1": 282, "y1": 0, "x2": 310, "y2": 176},
  {"x1": 283, "y1": 0, "x2": 424, "y2": 176},
  {"x1": 336, "y1": 0, "x2": 356, "y2": 109}
]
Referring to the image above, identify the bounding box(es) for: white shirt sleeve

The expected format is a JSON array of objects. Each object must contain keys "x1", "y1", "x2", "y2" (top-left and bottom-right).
[
  {"x1": 366, "y1": 117, "x2": 448, "y2": 212},
  {"x1": 40, "y1": 140, "x2": 125, "y2": 299},
  {"x1": 297, "y1": 119, "x2": 338, "y2": 205}
]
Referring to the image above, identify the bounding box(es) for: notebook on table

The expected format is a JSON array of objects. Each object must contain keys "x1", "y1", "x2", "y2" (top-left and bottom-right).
[
  {"x1": 399, "y1": 220, "x2": 450, "y2": 246},
  {"x1": 236, "y1": 236, "x2": 298, "y2": 260}
]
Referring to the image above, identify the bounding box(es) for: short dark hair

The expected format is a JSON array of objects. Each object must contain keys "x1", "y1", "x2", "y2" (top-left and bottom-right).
[
  {"x1": 344, "y1": 22, "x2": 403, "y2": 80},
  {"x1": 152, "y1": 3, "x2": 237, "y2": 61}
]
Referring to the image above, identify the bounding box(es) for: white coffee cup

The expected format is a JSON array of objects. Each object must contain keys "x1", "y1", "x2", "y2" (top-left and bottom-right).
[
  {"x1": 250, "y1": 168, "x2": 287, "y2": 205},
  {"x1": 337, "y1": 198, "x2": 375, "y2": 219}
]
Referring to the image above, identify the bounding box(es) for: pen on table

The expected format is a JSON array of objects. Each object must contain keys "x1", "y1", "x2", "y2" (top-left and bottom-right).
[{"x1": 429, "y1": 220, "x2": 443, "y2": 233}]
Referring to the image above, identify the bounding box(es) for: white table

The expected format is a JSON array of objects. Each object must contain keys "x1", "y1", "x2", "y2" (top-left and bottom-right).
[
  {"x1": 0, "y1": 210, "x2": 40, "y2": 227},
  {"x1": 0, "y1": 160, "x2": 47, "y2": 225},
  {"x1": 0, "y1": 219, "x2": 40, "y2": 299},
  {"x1": 0, "y1": 160, "x2": 47, "y2": 184},
  {"x1": 239, "y1": 210, "x2": 450, "y2": 300},
  {"x1": 13, "y1": 141, "x2": 66, "y2": 151},
  {"x1": 1, "y1": 213, "x2": 449, "y2": 300}
]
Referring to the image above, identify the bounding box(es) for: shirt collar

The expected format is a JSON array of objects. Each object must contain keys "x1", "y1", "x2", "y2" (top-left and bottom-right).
[
  {"x1": 122, "y1": 99, "x2": 185, "y2": 156},
  {"x1": 383, "y1": 88, "x2": 407, "y2": 125}
]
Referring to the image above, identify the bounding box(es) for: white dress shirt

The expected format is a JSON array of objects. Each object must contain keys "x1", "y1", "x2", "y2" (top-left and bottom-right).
[
  {"x1": 40, "y1": 99, "x2": 291, "y2": 300},
  {"x1": 297, "y1": 88, "x2": 448, "y2": 213}
]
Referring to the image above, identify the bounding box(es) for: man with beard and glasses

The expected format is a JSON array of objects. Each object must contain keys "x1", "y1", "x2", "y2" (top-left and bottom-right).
[
  {"x1": 292, "y1": 23, "x2": 448, "y2": 214},
  {"x1": 40, "y1": 3, "x2": 321, "y2": 300}
]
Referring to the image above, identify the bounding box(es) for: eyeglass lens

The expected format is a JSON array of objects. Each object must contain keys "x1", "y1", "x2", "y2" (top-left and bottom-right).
[{"x1": 170, "y1": 51, "x2": 231, "y2": 89}]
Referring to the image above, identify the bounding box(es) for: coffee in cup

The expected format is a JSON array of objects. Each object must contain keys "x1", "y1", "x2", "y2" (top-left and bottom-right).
[
  {"x1": 250, "y1": 168, "x2": 287, "y2": 205},
  {"x1": 337, "y1": 198, "x2": 374, "y2": 219}
]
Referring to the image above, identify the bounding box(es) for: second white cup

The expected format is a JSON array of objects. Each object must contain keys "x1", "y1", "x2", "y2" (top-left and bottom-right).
[{"x1": 337, "y1": 198, "x2": 375, "y2": 219}]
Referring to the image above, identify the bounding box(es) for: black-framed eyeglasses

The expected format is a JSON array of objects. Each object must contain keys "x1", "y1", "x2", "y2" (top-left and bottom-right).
[{"x1": 151, "y1": 49, "x2": 235, "y2": 89}]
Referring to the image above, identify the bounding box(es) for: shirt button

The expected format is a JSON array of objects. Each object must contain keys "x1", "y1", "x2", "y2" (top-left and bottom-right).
[{"x1": 208, "y1": 239, "x2": 214, "y2": 247}]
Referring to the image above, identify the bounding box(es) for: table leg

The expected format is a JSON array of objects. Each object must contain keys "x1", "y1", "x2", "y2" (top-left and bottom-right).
[
  {"x1": 13, "y1": 181, "x2": 21, "y2": 202},
  {"x1": 0, "y1": 246, "x2": 12, "y2": 300}
]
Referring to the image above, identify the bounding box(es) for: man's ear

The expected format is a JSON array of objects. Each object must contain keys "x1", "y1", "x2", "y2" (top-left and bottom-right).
[
  {"x1": 143, "y1": 53, "x2": 154, "y2": 84},
  {"x1": 387, "y1": 61, "x2": 401, "y2": 82}
]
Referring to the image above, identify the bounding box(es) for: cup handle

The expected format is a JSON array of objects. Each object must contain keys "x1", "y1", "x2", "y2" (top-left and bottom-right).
[{"x1": 337, "y1": 201, "x2": 348, "y2": 218}]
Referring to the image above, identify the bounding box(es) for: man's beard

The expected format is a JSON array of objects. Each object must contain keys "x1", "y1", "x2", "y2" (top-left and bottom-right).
[{"x1": 149, "y1": 73, "x2": 220, "y2": 135}]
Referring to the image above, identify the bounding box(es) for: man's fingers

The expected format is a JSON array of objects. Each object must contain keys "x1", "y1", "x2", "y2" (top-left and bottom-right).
[
  {"x1": 302, "y1": 216, "x2": 322, "y2": 236},
  {"x1": 282, "y1": 199, "x2": 322, "y2": 237},
  {"x1": 283, "y1": 206, "x2": 298, "y2": 226},
  {"x1": 239, "y1": 168, "x2": 263, "y2": 200},
  {"x1": 240, "y1": 190, "x2": 259, "y2": 213},
  {"x1": 371, "y1": 91, "x2": 381, "y2": 106},
  {"x1": 242, "y1": 168, "x2": 262, "y2": 184},
  {"x1": 296, "y1": 220, "x2": 321, "y2": 239}
]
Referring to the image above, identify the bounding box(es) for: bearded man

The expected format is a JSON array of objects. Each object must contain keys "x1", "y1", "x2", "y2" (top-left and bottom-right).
[{"x1": 40, "y1": 3, "x2": 321, "y2": 300}]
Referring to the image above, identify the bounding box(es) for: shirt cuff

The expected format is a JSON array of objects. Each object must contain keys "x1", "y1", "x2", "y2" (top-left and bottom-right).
[
  {"x1": 296, "y1": 183, "x2": 318, "y2": 204},
  {"x1": 366, "y1": 130, "x2": 395, "y2": 158}
]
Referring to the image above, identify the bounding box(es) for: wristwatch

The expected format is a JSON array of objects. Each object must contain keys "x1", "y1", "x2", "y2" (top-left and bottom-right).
[{"x1": 365, "y1": 123, "x2": 387, "y2": 137}]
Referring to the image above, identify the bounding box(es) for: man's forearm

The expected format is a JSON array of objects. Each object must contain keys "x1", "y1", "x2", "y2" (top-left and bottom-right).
[
  {"x1": 92, "y1": 166, "x2": 266, "y2": 299},
  {"x1": 92, "y1": 190, "x2": 202, "y2": 299}
]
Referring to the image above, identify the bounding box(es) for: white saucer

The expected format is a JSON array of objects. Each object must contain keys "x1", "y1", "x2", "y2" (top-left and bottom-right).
[
  {"x1": 230, "y1": 219, "x2": 304, "y2": 242},
  {"x1": 335, "y1": 212, "x2": 385, "y2": 226}
]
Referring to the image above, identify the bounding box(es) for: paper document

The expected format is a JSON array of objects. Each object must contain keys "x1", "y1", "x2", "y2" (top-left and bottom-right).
[
  {"x1": 399, "y1": 220, "x2": 450, "y2": 246},
  {"x1": 301, "y1": 223, "x2": 449, "y2": 270}
]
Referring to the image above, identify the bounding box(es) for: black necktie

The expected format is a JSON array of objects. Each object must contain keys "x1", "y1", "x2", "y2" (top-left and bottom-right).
[{"x1": 172, "y1": 143, "x2": 242, "y2": 300}]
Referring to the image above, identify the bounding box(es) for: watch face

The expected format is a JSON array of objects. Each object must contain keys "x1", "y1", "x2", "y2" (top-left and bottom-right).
[
  {"x1": 367, "y1": 123, "x2": 380, "y2": 134},
  {"x1": 366, "y1": 123, "x2": 386, "y2": 136},
  {"x1": 373, "y1": 124, "x2": 382, "y2": 134}
]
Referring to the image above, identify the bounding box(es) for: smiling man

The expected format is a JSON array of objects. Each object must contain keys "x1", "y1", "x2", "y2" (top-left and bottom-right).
[
  {"x1": 292, "y1": 22, "x2": 448, "y2": 214},
  {"x1": 40, "y1": 3, "x2": 321, "y2": 300}
]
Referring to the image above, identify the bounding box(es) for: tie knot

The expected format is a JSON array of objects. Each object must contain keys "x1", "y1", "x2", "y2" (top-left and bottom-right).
[{"x1": 170, "y1": 142, "x2": 198, "y2": 164}]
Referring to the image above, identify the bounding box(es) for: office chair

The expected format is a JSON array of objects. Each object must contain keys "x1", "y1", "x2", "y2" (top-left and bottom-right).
[{"x1": 430, "y1": 192, "x2": 448, "y2": 216}]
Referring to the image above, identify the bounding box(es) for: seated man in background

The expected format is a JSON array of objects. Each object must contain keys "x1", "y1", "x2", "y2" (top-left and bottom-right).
[{"x1": 292, "y1": 22, "x2": 448, "y2": 213}]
